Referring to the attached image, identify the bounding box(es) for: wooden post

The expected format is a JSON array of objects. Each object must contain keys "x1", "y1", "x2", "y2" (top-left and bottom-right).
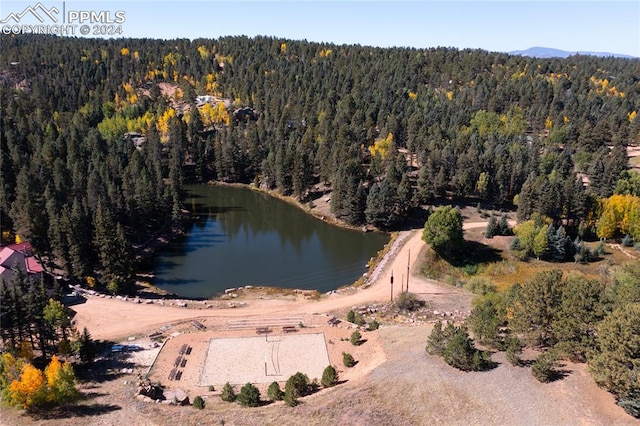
[
  {"x1": 390, "y1": 270, "x2": 394, "y2": 302},
  {"x1": 406, "y1": 249, "x2": 410, "y2": 293}
]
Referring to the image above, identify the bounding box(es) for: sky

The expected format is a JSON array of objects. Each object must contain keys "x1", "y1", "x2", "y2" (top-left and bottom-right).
[{"x1": 2, "y1": 1, "x2": 639, "y2": 57}]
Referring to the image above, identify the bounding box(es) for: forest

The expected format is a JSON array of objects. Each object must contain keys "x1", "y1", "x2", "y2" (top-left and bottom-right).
[
  {"x1": 0, "y1": 34, "x2": 639, "y2": 417},
  {"x1": 0, "y1": 34, "x2": 639, "y2": 292}
]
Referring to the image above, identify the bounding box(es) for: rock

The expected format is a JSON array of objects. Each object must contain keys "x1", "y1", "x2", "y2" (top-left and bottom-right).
[{"x1": 165, "y1": 388, "x2": 189, "y2": 406}]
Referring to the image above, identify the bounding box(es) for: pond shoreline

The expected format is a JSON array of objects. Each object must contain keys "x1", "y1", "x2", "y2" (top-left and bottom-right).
[{"x1": 134, "y1": 181, "x2": 395, "y2": 300}]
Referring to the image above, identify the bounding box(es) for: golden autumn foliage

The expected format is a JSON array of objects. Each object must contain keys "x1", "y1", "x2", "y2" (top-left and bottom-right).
[
  {"x1": 122, "y1": 83, "x2": 138, "y2": 104},
  {"x1": 318, "y1": 48, "x2": 333, "y2": 58},
  {"x1": 200, "y1": 102, "x2": 230, "y2": 127},
  {"x1": 197, "y1": 45, "x2": 210, "y2": 59},
  {"x1": 157, "y1": 108, "x2": 177, "y2": 141},
  {"x1": 597, "y1": 194, "x2": 640, "y2": 240},
  {"x1": 629, "y1": 111, "x2": 637, "y2": 123},
  {"x1": 590, "y1": 76, "x2": 625, "y2": 98},
  {"x1": 120, "y1": 47, "x2": 130, "y2": 56},
  {"x1": 9, "y1": 363, "x2": 45, "y2": 409},
  {"x1": 204, "y1": 73, "x2": 217, "y2": 94},
  {"x1": 280, "y1": 42, "x2": 287, "y2": 54},
  {"x1": 369, "y1": 133, "x2": 394, "y2": 159},
  {"x1": 2, "y1": 355, "x2": 79, "y2": 410},
  {"x1": 407, "y1": 91, "x2": 417, "y2": 100}
]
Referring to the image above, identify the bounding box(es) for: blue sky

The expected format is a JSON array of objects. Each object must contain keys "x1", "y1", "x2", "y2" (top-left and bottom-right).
[{"x1": 2, "y1": 1, "x2": 639, "y2": 56}]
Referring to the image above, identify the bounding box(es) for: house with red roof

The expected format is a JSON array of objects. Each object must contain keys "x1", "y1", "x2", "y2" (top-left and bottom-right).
[{"x1": 0, "y1": 241, "x2": 45, "y2": 285}]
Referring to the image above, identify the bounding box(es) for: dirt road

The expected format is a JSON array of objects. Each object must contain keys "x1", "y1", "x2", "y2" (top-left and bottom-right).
[{"x1": 73, "y1": 229, "x2": 472, "y2": 341}]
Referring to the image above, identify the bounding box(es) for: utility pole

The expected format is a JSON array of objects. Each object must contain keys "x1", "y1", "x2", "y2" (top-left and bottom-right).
[
  {"x1": 390, "y1": 270, "x2": 394, "y2": 302},
  {"x1": 406, "y1": 249, "x2": 410, "y2": 293}
]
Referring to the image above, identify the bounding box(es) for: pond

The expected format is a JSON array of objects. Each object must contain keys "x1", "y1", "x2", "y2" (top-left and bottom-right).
[{"x1": 151, "y1": 185, "x2": 390, "y2": 298}]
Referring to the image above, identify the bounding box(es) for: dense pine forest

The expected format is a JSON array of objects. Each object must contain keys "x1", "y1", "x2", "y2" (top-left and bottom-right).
[
  {"x1": 1, "y1": 34, "x2": 639, "y2": 293},
  {"x1": 1, "y1": 34, "x2": 640, "y2": 419}
]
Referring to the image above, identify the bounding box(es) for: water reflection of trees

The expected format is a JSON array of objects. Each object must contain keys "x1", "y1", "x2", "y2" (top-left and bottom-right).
[
  {"x1": 182, "y1": 185, "x2": 389, "y2": 291},
  {"x1": 189, "y1": 186, "x2": 316, "y2": 254}
]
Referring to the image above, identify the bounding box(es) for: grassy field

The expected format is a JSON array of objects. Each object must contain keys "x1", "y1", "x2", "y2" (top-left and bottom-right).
[{"x1": 422, "y1": 223, "x2": 637, "y2": 294}]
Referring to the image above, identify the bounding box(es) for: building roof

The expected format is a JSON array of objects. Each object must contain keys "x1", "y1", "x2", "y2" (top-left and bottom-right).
[{"x1": 0, "y1": 241, "x2": 44, "y2": 284}]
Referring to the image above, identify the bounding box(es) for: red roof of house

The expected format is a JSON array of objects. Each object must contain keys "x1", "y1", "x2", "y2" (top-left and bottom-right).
[
  {"x1": 5, "y1": 241, "x2": 34, "y2": 254},
  {"x1": 0, "y1": 241, "x2": 44, "y2": 282}
]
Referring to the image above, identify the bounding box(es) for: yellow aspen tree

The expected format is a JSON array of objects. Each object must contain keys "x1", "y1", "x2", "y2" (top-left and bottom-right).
[
  {"x1": 9, "y1": 364, "x2": 45, "y2": 409},
  {"x1": 44, "y1": 356, "x2": 79, "y2": 405}
]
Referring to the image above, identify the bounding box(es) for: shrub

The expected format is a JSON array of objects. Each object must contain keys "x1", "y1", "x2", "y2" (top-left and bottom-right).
[
  {"x1": 267, "y1": 381, "x2": 284, "y2": 401},
  {"x1": 618, "y1": 392, "x2": 640, "y2": 419},
  {"x1": 192, "y1": 395, "x2": 205, "y2": 409},
  {"x1": 220, "y1": 382, "x2": 236, "y2": 402},
  {"x1": 237, "y1": 383, "x2": 261, "y2": 407},
  {"x1": 283, "y1": 389, "x2": 298, "y2": 407},
  {"x1": 368, "y1": 319, "x2": 380, "y2": 331},
  {"x1": 342, "y1": 352, "x2": 356, "y2": 368},
  {"x1": 464, "y1": 276, "x2": 496, "y2": 295},
  {"x1": 321, "y1": 365, "x2": 338, "y2": 388},
  {"x1": 346, "y1": 310, "x2": 356, "y2": 323},
  {"x1": 426, "y1": 320, "x2": 455, "y2": 356},
  {"x1": 484, "y1": 215, "x2": 498, "y2": 238},
  {"x1": 350, "y1": 330, "x2": 362, "y2": 346},
  {"x1": 285, "y1": 372, "x2": 310, "y2": 398},
  {"x1": 396, "y1": 292, "x2": 424, "y2": 311},
  {"x1": 427, "y1": 322, "x2": 494, "y2": 371},
  {"x1": 443, "y1": 326, "x2": 493, "y2": 371},
  {"x1": 504, "y1": 336, "x2": 523, "y2": 367},
  {"x1": 506, "y1": 348, "x2": 523, "y2": 367},
  {"x1": 622, "y1": 234, "x2": 634, "y2": 247},
  {"x1": 208, "y1": 385, "x2": 215, "y2": 392},
  {"x1": 531, "y1": 352, "x2": 558, "y2": 383},
  {"x1": 497, "y1": 214, "x2": 512, "y2": 236}
]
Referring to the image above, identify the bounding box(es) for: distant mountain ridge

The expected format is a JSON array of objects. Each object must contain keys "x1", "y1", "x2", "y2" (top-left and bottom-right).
[{"x1": 509, "y1": 46, "x2": 636, "y2": 59}]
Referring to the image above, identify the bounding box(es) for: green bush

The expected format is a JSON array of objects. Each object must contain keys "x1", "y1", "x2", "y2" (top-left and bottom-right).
[
  {"x1": 237, "y1": 383, "x2": 261, "y2": 407},
  {"x1": 428, "y1": 322, "x2": 494, "y2": 371},
  {"x1": 368, "y1": 319, "x2": 380, "y2": 331},
  {"x1": 618, "y1": 392, "x2": 640, "y2": 419},
  {"x1": 220, "y1": 382, "x2": 236, "y2": 402},
  {"x1": 342, "y1": 352, "x2": 356, "y2": 368},
  {"x1": 267, "y1": 381, "x2": 284, "y2": 401},
  {"x1": 396, "y1": 292, "x2": 424, "y2": 311},
  {"x1": 426, "y1": 321, "x2": 454, "y2": 356},
  {"x1": 464, "y1": 276, "x2": 497, "y2": 295},
  {"x1": 531, "y1": 352, "x2": 558, "y2": 383},
  {"x1": 285, "y1": 372, "x2": 310, "y2": 398},
  {"x1": 350, "y1": 330, "x2": 362, "y2": 346},
  {"x1": 283, "y1": 389, "x2": 298, "y2": 407},
  {"x1": 192, "y1": 395, "x2": 205, "y2": 409},
  {"x1": 347, "y1": 310, "x2": 365, "y2": 326},
  {"x1": 504, "y1": 336, "x2": 523, "y2": 367},
  {"x1": 321, "y1": 365, "x2": 338, "y2": 388}
]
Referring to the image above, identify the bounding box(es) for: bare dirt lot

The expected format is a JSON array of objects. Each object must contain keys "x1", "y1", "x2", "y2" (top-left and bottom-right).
[{"x1": 1, "y1": 226, "x2": 636, "y2": 425}]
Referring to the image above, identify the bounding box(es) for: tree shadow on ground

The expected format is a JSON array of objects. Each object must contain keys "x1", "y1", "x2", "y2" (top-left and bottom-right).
[
  {"x1": 27, "y1": 403, "x2": 122, "y2": 420},
  {"x1": 444, "y1": 240, "x2": 504, "y2": 267}
]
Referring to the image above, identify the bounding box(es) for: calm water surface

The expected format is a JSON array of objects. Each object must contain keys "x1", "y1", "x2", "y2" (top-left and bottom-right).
[{"x1": 152, "y1": 185, "x2": 389, "y2": 298}]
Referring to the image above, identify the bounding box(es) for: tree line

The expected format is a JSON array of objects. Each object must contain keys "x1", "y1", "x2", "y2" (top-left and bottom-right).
[{"x1": 1, "y1": 34, "x2": 639, "y2": 292}]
